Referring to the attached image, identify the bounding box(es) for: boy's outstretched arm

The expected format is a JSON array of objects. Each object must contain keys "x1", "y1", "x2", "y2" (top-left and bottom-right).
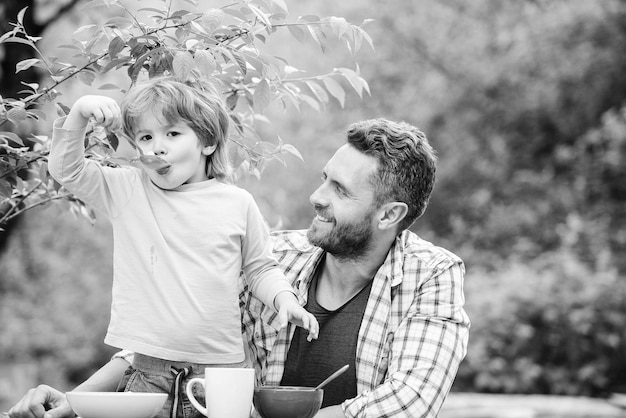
[{"x1": 274, "y1": 290, "x2": 319, "y2": 341}]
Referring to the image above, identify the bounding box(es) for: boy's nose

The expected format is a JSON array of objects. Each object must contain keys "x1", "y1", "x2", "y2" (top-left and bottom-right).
[{"x1": 152, "y1": 138, "x2": 166, "y2": 155}]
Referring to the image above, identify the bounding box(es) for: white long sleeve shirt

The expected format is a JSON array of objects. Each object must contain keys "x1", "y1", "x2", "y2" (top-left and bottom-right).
[{"x1": 49, "y1": 118, "x2": 293, "y2": 363}]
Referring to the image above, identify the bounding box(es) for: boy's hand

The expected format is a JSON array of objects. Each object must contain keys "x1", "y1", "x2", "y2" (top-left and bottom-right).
[
  {"x1": 63, "y1": 95, "x2": 122, "y2": 132},
  {"x1": 274, "y1": 291, "x2": 319, "y2": 341}
]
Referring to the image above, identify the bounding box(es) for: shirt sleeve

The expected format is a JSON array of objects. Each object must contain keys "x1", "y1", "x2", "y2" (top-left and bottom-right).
[
  {"x1": 240, "y1": 196, "x2": 295, "y2": 310},
  {"x1": 48, "y1": 117, "x2": 136, "y2": 218},
  {"x1": 342, "y1": 259, "x2": 470, "y2": 418}
]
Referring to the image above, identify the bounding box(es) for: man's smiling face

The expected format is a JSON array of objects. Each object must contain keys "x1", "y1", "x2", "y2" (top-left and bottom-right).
[{"x1": 307, "y1": 144, "x2": 380, "y2": 259}]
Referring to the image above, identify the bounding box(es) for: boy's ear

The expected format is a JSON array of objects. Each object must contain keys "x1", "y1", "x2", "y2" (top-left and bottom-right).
[
  {"x1": 377, "y1": 202, "x2": 408, "y2": 231},
  {"x1": 202, "y1": 144, "x2": 217, "y2": 156}
]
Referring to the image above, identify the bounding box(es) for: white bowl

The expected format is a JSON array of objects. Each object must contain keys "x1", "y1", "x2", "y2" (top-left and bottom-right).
[{"x1": 66, "y1": 392, "x2": 168, "y2": 418}]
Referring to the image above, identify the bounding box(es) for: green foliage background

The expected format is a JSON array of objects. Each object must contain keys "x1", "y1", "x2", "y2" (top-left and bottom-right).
[{"x1": 2, "y1": 0, "x2": 626, "y2": 407}]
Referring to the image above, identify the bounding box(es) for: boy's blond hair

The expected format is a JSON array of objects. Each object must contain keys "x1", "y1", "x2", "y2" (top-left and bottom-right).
[{"x1": 122, "y1": 76, "x2": 232, "y2": 181}]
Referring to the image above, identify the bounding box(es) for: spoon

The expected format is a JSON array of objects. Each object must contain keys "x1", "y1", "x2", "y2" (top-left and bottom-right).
[
  {"x1": 315, "y1": 364, "x2": 350, "y2": 390},
  {"x1": 123, "y1": 133, "x2": 171, "y2": 171}
]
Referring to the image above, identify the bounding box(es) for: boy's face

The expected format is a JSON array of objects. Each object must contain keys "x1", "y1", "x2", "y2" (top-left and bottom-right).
[{"x1": 134, "y1": 111, "x2": 216, "y2": 190}]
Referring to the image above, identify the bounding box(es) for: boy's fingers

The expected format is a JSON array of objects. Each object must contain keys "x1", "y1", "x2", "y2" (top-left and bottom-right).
[{"x1": 305, "y1": 315, "x2": 319, "y2": 342}]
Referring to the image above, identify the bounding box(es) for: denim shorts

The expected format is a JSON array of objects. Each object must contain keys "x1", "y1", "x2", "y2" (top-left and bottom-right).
[{"x1": 116, "y1": 353, "x2": 249, "y2": 418}]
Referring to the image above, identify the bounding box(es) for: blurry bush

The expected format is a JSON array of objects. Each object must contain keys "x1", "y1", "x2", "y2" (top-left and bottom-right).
[
  {"x1": 0, "y1": 205, "x2": 116, "y2": 389},
  {"x1": 456, "y1": 249, "x2": 626, "y2": 396}
]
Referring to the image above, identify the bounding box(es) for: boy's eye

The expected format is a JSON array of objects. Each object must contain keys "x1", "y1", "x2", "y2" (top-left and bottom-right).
[
  {"x1": 168, "y1": 131, "x2": 180, "y2": 137},
  {"x1": 138, "y1": 135, "x2": 151, "y2": 142}
]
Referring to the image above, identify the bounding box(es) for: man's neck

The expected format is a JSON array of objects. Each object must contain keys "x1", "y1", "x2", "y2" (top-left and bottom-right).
[{"x1": 316, "y1": 234, "x2": 395, "y2": 310}]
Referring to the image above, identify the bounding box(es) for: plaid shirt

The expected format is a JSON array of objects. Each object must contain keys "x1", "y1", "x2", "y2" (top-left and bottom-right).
[{"x1": 241, "y1": 229, "x2": 470, "y2": 418}]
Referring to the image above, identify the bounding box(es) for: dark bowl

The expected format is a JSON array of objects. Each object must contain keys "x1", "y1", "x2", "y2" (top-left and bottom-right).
[{"x1": 253, "y1": 386, "x2": 323, "y2": 418}]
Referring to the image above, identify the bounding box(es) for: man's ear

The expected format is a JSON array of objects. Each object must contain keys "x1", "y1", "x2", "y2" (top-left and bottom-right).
[{"x1": 377, "y1": 202, "x2": 408, "y2": 231}]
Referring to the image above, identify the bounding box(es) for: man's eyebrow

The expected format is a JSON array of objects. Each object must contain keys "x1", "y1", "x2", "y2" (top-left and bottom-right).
[{"x1": 329, "y1": 174, "x2": 353, "y2": 196}]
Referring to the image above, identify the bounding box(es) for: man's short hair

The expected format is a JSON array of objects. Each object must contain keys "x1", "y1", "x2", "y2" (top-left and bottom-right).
[{"x1": 346, "y1": 118, "x2": 437, "y2": 232}]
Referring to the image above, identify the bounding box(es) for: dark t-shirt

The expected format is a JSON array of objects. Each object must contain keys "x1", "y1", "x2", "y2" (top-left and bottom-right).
[{"x1": 280, "y1": 269, "x2": 372, "y2": 407}]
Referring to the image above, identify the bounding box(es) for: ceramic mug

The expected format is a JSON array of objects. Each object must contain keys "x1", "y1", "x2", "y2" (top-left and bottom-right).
[{"x1": 186, "y1": 367, "x2": 255, "y2": 418}]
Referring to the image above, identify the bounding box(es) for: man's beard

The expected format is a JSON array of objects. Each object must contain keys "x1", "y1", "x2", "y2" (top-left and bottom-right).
[{"x1": 307, "y1": 209, "x2": 374, "y2": 260}]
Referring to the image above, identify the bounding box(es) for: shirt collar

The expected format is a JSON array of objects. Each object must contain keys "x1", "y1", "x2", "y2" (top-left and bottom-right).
[
  {"x1": 294, "y1": 245, "x2": 325, "y2": 300},
  {"x1": 371, "y1": 231, "x2": 407, "y2": 289}
]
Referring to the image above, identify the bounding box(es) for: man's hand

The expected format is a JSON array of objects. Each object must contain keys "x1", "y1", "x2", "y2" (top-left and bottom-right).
[
  {"x1": 7, "y1": 385, "x2": 73, "y2": 418},
  {"x1": 274, "y1": 291, "x2": 320, "y2": 341}
]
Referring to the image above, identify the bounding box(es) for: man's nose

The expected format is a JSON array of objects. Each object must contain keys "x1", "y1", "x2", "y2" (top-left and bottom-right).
[{"x1": 309, "y1": 183, "x2": 327, "y2": 207}]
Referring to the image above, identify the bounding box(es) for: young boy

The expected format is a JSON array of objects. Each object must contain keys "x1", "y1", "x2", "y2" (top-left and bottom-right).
[{"x1": 48, "y1": 76, "x2": 318, "y2": 418}]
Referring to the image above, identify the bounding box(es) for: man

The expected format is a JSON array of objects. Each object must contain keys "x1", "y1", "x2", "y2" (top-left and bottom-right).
[{"x1": 8, "y1": 118, "x2": 469, "y2": 418}]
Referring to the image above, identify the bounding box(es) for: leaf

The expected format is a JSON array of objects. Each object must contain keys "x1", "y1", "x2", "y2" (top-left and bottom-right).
[
  {"x1": 1, "y1": 37, "x2": 34, "y2": 47},
  {"x1": 137, "y1": 7, "x2": 166, "y2": 15},
  {"x1": 101, "y1": 57, "x2": 131, "y2": 73},
  {"x1": 105, "y1": 16, "x2": 134, "y2": 29},
  {"x1": 39, "y1": 161, "x2": 49, "y2": 183},
  {"x1": 280, "y1": 143, "x2": 303, "y2": 161},
  {"x1": 194, "y1": 49, "x2": 216, "y2": 77},
  {"x1": 287, "y1": 25, "x2": 307, "y2": 44},
  {"x1": 97, "y1": 83, "x2": 121, "y2": 90},
  {"x1": 231, "y1": 50, "x2": 248, "y2": 76},
  {"x1": 246, "y1": 55, "x2": 267, "y2": 77},
  {"x1": 27, "y1": 109, "x2": 46, "y2": 121},
  {"x1": 248, "y1": 4, "x2": 272, "y2": 28},
  {"x1": 0, "y1": 180, "x2": 12, "y2": 199},
  {"x1": 172, "y1": 51, "x2": 195, "y2": 80},
  {"x1": 355, "y1": 25, "x2": 375, "y2": 52},
  {"x1": 57, "y1": 43, "x2": 83, "y2": 52},
  {"x1": 6, "y1": 107, "x2": 28, "y2": 124},
  {"x1": 299, "y1": 94, "x2": 321, "y2": 112},
  {"x1": 329, "y1": 17, "x2": 349, "y2": 39},
  {"x1": 215, "y1": 46, "x2": 246, "y2": 75},
  {"x1": 73, "y1": 24, "x2": 97, "y2": 36},
  {"x1": 106, "y1": 131, "x2": 119, "y2": 151},
  {"x1": 78, "y1": 203, "x2": 97, "y2": 225},
  {"x1": 0, "y1": 131, "x2": 25, "y2": 146},
  {"x1": 305, "y1": 80, "x2": 329, "y2": 105},
  {"x1": 108, "y1": 36, "x2": 125, "y2": 58},
  {"x1": 253, "y1": 79, "x2": 271, "y2": 113},
  {"x1": 322, "y1": 76, "x2": 346, "y2": 107},
  {"x1": 78, "y1": 70, "x2": 96, "y2": 86},
  {"x1": 16, "y1": 58, "x2": 41, "y2": 73},
  {"x1": 200, "y1": 8, "x2": 224, "y2": 32},
  {"x1": 226, "y1": 92, "x2": 239, "y2": 111},
  {"x1": 307, "y1": 25, "x2": 326, "y2": 52},
  {"x1": 21, "y1": 82, "x2": 39, "y2": 91},
  {"x1": 299, "y1": 15, "x2": 321, "y2": 23},
  {"x1": 56, "y1": 102, "x2": 71, "y2": 117},
  {"x1": 17, "y1": 7, "x2": 28, "y2": 25},
  {"x1": 335, "y1": 67, "x2": 369, "y2": 97}
]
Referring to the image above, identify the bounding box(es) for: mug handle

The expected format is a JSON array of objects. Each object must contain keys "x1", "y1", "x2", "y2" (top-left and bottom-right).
[{"x1": 186, "y1": 377, "x2": 208, "y2": 416}]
